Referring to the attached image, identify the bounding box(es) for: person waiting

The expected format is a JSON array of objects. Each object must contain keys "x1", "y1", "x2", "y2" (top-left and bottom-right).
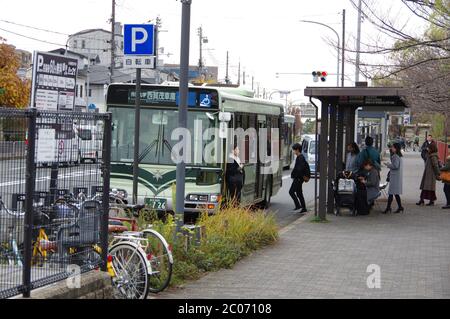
[
  {"x1": 417, "y1": 142, "x2": 441, "y2": 206},
  {"x1": 440, "y1": 155, "x2": 450, "y2": 210},
  {"x1": 356, "y1": 136, "x2": 381, "y2": 173},
  {"x1": 383, "y1": 143, "x2": 404, "y2": 214},
  {"x1": 358, "y1": 160, "x2": 381, "y2": 206},
  {"x1": 226, "y1": 145, "x2": 245, "y2": 205},
  {"x1": 345, "y1": 142, "x2": 360, "y2": 173}
]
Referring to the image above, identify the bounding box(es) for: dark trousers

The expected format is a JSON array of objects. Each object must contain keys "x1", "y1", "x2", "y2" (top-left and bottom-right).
[
  {"x1": 444, "y1": 184, "x2": 450, "y2": 206},
  {"x1": 289, "y1": 178, "x2": 306, "y2": 209},
  {"x1": 228, "y1": 179, "x2": 243, "y2": 204}
]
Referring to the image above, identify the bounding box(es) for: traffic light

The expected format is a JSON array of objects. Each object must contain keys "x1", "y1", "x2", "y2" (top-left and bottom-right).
[{"x1": 312, "y1": 71, "x2": 328, "y2": 83}]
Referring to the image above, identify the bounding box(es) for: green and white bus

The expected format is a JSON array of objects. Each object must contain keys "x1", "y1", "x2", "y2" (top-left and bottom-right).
[
  {"x1": 106, "y1": 83, "x2": 284, "y2": 214},
  {"x1": 281, "y1": 114, "x2": 295, "y2": 170}
]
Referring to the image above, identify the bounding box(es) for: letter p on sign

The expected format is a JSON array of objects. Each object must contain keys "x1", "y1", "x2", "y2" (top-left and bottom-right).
[{"x1": 124, "y1": 24, "x2": 155, "y2": 56}]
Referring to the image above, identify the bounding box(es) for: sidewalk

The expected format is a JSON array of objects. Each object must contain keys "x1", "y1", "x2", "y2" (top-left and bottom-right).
[{"x1": 158, "y1": 153, "x2": 450, "y2": 299}]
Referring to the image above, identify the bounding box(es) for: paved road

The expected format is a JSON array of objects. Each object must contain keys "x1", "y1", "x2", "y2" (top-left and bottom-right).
[
  {"x1": 0, "y1": 160, "x2": 103, "y2": 208},
  {"x1": 158, "y1": 152, "x2": 450, "y2": 299},
  {"x1": 270, "y1": 171, "x2": 316, "y2": 228}
]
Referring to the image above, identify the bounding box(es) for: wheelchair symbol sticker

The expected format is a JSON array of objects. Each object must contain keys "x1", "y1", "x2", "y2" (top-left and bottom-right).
[{"x1": 200, "y1": 94, "x2": 211, "y2": 107}]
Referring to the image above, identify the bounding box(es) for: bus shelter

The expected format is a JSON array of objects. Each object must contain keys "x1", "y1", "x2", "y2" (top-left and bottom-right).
[{"x1": 304, "y1": 87, "x2": 408, "y2": 220}]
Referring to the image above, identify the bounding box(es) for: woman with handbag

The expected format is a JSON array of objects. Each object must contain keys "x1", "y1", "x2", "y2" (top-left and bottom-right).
[
  {"x1": 383, "y1": 143, "x2": 404, "y2": 214},
  {"x1": 289, "y1": 143, "x2": 310, "y2": 214},
  {"x1": 417, "y1": 143, "x2": 441, "y2": 206},
  {"x1": 440, "y1": 155, "x2": 450, "y2": 210}
]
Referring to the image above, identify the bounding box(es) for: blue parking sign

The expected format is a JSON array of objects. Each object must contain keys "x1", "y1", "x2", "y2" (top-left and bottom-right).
[{"x1": 124, "y1": 24, "x2": 155, "y2": 55}]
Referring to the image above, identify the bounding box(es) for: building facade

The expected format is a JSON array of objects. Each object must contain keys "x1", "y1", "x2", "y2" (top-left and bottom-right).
[{"x1": 68, "y1": 23, "x2": 124, "y2": 68}]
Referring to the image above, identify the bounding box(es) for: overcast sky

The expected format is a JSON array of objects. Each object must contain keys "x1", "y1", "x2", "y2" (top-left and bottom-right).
[{"x1": 1, "y1": 0, "x2": 425, "y2": 103}]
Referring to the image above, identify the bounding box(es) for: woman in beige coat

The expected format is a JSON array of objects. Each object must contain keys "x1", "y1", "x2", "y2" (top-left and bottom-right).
[{"x1": 417, "y1": 143, "x2": 441, "y2": 206}]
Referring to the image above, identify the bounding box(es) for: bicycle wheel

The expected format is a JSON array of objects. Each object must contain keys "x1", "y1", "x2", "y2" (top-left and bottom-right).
[
  {"x1": 109, "y1": 242, "x2": 149, "y2": 299},
  {"x1": 142, "y1": 230, "x2": 173, "y2": 294}
]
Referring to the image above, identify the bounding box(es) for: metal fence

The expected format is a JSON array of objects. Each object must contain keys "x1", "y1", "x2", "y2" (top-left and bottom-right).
[{"x1": 0, "y1": 108, "x2": 111, "y2": 299}]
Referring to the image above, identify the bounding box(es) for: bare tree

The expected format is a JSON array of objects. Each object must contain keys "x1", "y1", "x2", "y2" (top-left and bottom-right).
[{"x1": 344, "y1": 0, "x2": 449, "y2": 119}]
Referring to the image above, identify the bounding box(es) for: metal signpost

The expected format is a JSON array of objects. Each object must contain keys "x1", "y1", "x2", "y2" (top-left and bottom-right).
[
  {"x1": 123, "y1": 24, "x2": 157, "y2": 205},
  {"x1": 176, "y1": 0, "x2": 192, "y2": 229}
]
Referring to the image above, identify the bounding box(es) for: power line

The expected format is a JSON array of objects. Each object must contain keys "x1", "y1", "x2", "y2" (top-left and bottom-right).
[
  {"x1": 0, "y1": 19, "x2": 119, "y2": 43},
  {"x1": 0, "y1": 26, "x2": 66, "y2": 47}
]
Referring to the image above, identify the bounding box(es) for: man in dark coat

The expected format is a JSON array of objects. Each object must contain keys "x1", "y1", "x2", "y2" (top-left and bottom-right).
[
  {"x1": 421, "y1": 135, "x2": 434, "y2": 163},
  {"x1": 289, "y1": 143, "x2": 310, "y2": 213}
]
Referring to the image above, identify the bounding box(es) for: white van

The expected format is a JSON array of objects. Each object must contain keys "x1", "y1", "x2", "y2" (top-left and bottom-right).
[{"x1": 301, "y1": 134, "x2": 317, "y2": 174}]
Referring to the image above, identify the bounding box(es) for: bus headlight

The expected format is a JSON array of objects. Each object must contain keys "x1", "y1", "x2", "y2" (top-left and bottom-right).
[
  {"x1": 188, "y1": 195, "x2": 199, "y2": 201},
  {"x1": 210, "y1": 195, "x2": 221, "y2": 203}
]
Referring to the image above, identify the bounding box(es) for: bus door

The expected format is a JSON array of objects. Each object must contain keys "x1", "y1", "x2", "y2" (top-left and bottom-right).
[{"x1": 256, "y1": 115, "x2": 267, "y2": 200}]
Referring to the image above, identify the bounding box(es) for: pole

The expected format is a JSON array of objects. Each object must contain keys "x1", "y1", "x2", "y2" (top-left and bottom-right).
[
  {"x1": 198, "y1": 26, "x2": 203, "y2": 75},
  {"x1": 110, "y1": 0, "x2": 116, "y2": 84},
  {"x1": 237, "y1": 60, "x2": 241, "y2": 86},
  {"x1": 355, "y1": 0, "x2": 362, "y2": 83},
  {"x1": 354, "y1": 2, "x2": 362, "y2": 142},
  {"x1": 101, "y1": 113, "x2": 112, "y2": 271},
  {"x1": 225, "y1": 51, "x2": 230, "y2": 84},
  {"x1": 319, "y1": 100, "x2": 329, "y2": 221},
  {"x1": 176, "y1": 0, "x2": 192, "y2": 228},
  {"x1": 132, "y1": 68, "x2": 141, "y2": 205},
  {"x1": 341, "y1": 9, "x2": 346, "y2": 87},
  {"x1": 23, "y1": 108, "x2": 37, "y2": 298},
  {"x1": 86, "y1": 63, "x2": 90, "y2": 108}
]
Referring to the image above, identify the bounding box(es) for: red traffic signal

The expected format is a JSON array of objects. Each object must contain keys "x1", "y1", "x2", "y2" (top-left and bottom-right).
[{"x1": 312, "y1": 71, "x2": 328, "y2": 82}]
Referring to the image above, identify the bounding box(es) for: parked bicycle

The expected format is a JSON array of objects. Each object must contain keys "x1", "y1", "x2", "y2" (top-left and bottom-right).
[
  {"x1": 0, "y1": 196, "x2": 24, "y2": 267},
  {"x1": 40, "y1": 191, "x2": 174, "y2": 299},
  {"x1": 108, "y1": 227, "x2": 173, "y2": 299}
]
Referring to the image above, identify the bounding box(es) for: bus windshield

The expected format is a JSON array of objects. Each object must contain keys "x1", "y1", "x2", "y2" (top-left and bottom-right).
[{"x1": 110, "y1": 107, "x2": 219, "y2": 167}]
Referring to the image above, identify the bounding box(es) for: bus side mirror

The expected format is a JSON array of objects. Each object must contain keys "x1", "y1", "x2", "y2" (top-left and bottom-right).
[{"x1": 219, "y1": 112, "x2": 232, "y2": 123}]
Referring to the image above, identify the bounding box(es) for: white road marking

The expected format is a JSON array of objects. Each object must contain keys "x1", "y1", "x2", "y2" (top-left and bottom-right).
[{"x1": 0, "y1": 169, "x2": 99, "y2": 187}]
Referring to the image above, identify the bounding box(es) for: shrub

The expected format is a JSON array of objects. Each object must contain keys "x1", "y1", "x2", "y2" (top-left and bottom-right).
[{"x1": 140, "y1": 205, "x2": 279, "y2": 287}]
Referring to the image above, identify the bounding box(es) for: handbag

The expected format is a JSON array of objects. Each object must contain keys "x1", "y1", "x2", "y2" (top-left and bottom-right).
[{"x1": 441, "y1": 171, "x2": 450, "y2": 183}]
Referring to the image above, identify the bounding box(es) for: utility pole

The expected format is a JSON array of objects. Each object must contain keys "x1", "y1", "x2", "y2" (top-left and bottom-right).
[
  {"x1": 110, "y1": 0, "x2": 116, "y2": 84},
  {"x1": 243, "y1": 70, "x2": 246, "y2": 85},
  {"x1": 355, "y1": 0, "x2": 362, "y2": 82},
  {"x1": 355, "y1": 2, "x2": 362, "y2": 143},
  {"x1": 176, "y1": 0, "x2": 192, "y2": 230},
  {"x1": 197, "y1": 26, "x2": 208, "y2": 77},
  {"x1": 237, "y1": 60, "x2": 241, "y2": 86},
  {"x1": 225, "y1": 51, "x2": 230, "y2": 85},
  {"x1": 341, "y1": 9, "x2": 346, "y2": 87},
  {"x1": 155, "y1": 16, "x2": 162, "y2": 84}
]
